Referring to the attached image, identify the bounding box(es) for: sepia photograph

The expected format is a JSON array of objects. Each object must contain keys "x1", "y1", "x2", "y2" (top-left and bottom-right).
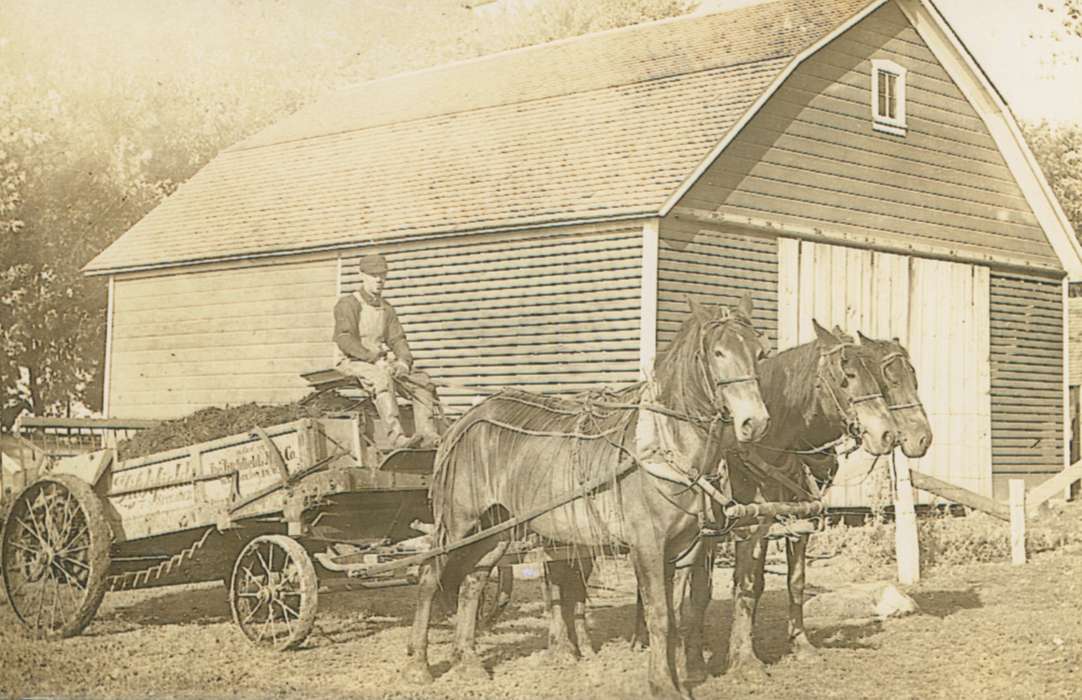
[{"x1": 2, "y1": 0, "x2": 1082, "y2": 698}]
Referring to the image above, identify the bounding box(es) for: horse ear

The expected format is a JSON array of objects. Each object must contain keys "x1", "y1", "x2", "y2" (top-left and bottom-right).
[
  {"x1": 812, "y1": 319, "x2": 840, "y2": 345},
  {"x1": 856, "y1": 330, "x2": 870, "y2": 343},
  {"x1": 686, "y1": 295, "x2": 704, "y2": 316},
  {"x1": 736, "y1": 293, "x2": 754, "y2": 319}
]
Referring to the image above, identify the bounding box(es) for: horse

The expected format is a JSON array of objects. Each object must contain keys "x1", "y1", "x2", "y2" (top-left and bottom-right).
[
  {"x1": 674, "y1": 327, "x2": 933, "y2": 683},
  {"x1": 608, "y1": 321, "x2": 900, "y2": 681},
  {"x1": 403, "y1": 295, "x2": 771, "y2": 700}
]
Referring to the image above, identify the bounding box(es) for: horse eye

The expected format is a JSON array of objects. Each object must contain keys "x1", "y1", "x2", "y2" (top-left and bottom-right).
[{"x1": 714, "y1": 349, "x2": 725, "y2": 358}]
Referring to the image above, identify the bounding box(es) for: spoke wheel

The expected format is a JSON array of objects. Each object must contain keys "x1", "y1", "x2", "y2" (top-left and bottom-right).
[
  {"x1": 477, "y1": 564, "x2": 513, "y2": 631},
  {"x1": 230, "y1": 535, "x2": 317, "y2": 651},
  {"x1": 1, "y1": 474, "x2": 112, "y2": 639}
]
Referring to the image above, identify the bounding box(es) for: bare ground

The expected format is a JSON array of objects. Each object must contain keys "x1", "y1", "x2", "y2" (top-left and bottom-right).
[{"x1": 3, "y1": 536, "x2": 1082, "y2": 699}]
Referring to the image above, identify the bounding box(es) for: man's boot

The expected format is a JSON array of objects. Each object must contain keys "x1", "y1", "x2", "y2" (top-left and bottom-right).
[
  {"x1": 374, "y1": 391, "x2": 421, "y2": 450},
  {"x1": 412, "y1": 392, "x2": 441, "y2": 449}
]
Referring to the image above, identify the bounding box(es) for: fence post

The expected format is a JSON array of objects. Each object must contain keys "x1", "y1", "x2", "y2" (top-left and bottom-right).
[
  {"x1": 893, "y1": 458, "x2": 920, "y2": 585},
  {"x1": 1009, "y1": 479, "x2": 1026, "y2": 565}
]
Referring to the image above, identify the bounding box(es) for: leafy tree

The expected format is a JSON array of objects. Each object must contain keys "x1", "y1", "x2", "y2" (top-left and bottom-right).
[
  {"x1": 1024, "y1": 120, "x2": 1082, "y2": 242},
  {"x1": 0, "y1": 0, "x2": 693, "y2": 420}
]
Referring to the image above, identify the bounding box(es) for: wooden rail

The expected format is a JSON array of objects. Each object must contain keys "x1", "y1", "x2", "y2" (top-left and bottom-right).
[{"x1": 899, "y1": 461, "x2": 1082, "y2": 576}]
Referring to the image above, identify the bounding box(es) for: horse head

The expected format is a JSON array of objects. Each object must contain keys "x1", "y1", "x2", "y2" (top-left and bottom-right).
[
  {"x1": 813, "y1": 320, "x2": 895, "y2": 455},
  {"x1": 855, "y1": 331, "x2": 933, "y2": 458},
  {"x1": 687, "y1": 294, "x2": 770, "y2": 443}
]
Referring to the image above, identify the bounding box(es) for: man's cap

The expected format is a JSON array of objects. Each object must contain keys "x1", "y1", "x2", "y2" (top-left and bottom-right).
[{"x1": 358, "y1": 253, "x2": 388, "y2": 276}]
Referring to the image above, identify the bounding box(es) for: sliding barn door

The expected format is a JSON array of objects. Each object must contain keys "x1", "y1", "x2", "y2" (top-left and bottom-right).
[{"x1": 778, "y1": 239, "x2": 992, "y2": 507}]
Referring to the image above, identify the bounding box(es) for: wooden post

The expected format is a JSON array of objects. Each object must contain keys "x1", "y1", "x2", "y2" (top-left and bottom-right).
[
  {"x1": 1009, "y1": 479, "x2": 1026, "y2": 565},
  {"x1": 893, "y1": 458, "x2": 920, "y2": 585}
]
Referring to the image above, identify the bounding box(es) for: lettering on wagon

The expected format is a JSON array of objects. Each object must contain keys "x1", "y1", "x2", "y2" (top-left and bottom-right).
[{"x1": 109, "y1": 434, "x2": 302, "y2": 515}]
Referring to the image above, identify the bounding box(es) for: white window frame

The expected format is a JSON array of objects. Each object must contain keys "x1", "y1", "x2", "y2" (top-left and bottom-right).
[{"x1": 871, "y1": 58, "x2": 907, "y2": 136}]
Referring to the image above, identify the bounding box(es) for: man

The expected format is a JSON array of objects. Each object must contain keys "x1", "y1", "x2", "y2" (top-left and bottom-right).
[{"x1": 333, "y1": 253, "x2": 441, "y2": 449}]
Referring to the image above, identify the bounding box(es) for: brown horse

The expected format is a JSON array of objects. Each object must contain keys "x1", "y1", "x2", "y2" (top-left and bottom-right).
[
  {"x1": 403, "y1": 296, "x2": 770, "y2": 700},
  {"x1": 676, "y1": 327, "x2": 932, "y2": 682},
  {"x1": 614, "y1": 321, "x2": 900, "y2": 680}
]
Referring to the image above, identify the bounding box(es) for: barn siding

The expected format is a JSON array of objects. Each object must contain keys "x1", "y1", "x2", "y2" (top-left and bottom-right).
[
  {"x1": 108, "y1": 256, "x2": 339, "y2": 419},
  {"x1": 339, "y1": 223, "x2": 645, "y2": 413},
  {"x1": 989, "y1": 272, "x2": 1064, "y2": 498},
  {"x1": 656, "y1": 218, "x2": 778, "y2": 352},
  {"x1": 680, "y1": 2, "x2": 1059, "y2": 270}
]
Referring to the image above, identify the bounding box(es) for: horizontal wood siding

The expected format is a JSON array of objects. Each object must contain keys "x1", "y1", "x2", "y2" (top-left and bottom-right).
[
  {"x1": 339, "y1": 224, "x2": 644, "y2": 413},
  {"x1": 679, "y1": 2, "x2": 1060, "y2": 271},
  {"x1": 108, "y1": 257, "x2": 338, "y2": 419},
  {"x1": 656, "y1": 218, "x2": 778, "y2": 352},
  {"x1": 990, "y1": 273, "x2": 1064, "y2": 484}
]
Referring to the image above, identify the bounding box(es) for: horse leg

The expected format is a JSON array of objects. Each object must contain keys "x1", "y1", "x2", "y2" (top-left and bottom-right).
[
  {"x1": 449, "y1": 538, "x2": 510, "y2": 681},
  {"x1": 727, "y1": 529, "x2": 769, "y2": 683},
  {"x1": 572, "y1": 556, "x2": 595, "y2": 658},
  {"x1": 543, "y1": 559, "x2": 580, "y2": 661},
  {"x1": 630, "y1": 588, "x2": 649, "y2": 650},
  {"x1": 632, "y1": 544, "x2": 689, "y2": 700},
  {"x1": 680, "y1": 542, "x2": 714, "y2": 684},
  {"x1": 404, "y1": 557, "x2": 442, "y2": 684},
  {"x1": 786, "y1": 534, "x2": 820, "y2": 661}
]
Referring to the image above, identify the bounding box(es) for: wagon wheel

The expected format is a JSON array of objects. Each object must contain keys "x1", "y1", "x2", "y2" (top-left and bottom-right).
[
  {"x1": 230, "y1": 535, "x2": 318, "y2": 651},
  {"x1": 477, "y1": 564, "x2": 513, "y2": 630},
  {"x1": 0, "y1": 474, "x2": 112, "y2": 639}
]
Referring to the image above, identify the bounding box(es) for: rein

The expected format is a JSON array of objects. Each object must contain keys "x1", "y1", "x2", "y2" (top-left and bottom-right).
[{"x1": 817, "y1": 342, "x2": 883, "y2": 441}]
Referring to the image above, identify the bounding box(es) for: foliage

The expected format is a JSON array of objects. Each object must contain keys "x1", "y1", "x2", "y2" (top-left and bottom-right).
[
  {"x1": 1024, "y1": 120, "x2": 1082, "y2": 241},
  {"x1": 1038, "y1": 1, "x2": 1082, "y2": 39},
  {"x1": 0, "y1": 0, "x2": 693, "y2": 420},
  {"x1": 807, "y1": 504, "x2": 1082, "y2": 581}
]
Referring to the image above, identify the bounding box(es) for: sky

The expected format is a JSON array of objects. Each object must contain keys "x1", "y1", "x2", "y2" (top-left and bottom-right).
[{"x1": 935, "y1": 0, "x2": 1082, "y2": 124}]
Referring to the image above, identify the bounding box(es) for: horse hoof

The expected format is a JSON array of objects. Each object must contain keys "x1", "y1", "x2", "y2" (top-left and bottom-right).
[
  {"x1": 727, "y1": 659, "x2": 770, "y2": 684},
  {"x1": 401, "y1": 661, "x2": 434, "y2": 685},
  {"x1": 545, "y1": 643, "x2": 581, "y2": 664},
  {"x1": 450, "y1": 656, "x2": 490, "y2": 682},
  {"x1": 791, "y1": 635, "x2": 823, "y2": 663},
  {"x1": 648, "y1": 681, "x2": 691, "y2": 700},
  {"x1": 683, "y1": 658, "x2": 708, "y2": 684}
]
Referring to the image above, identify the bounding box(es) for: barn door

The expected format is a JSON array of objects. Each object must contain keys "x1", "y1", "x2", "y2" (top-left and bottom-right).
[{"x1": 778, "y1": 239, "x2": 992, "y2": 507}]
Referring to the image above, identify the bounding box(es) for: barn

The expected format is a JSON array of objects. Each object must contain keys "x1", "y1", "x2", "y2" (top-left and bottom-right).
[{"x1": 85, "y1": 0, "x2": 1082, "y2": 506}]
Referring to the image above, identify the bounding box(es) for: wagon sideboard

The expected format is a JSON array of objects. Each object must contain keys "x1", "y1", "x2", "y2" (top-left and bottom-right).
[{"x1": 97, "y1": 416, "x2": 431, "y2": 542}]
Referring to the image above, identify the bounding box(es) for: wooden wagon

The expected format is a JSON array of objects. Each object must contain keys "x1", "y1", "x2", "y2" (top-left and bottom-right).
[{"x1": 0, "y1": 407, "x2": 517, "y2": 651}]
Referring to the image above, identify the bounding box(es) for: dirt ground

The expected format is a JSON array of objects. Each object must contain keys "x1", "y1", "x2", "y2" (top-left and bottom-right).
[{"x1": 3, "y1": 535, "x2": 1082, "y2": 700}]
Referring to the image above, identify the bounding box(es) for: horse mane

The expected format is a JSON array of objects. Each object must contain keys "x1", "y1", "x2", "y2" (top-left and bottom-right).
[
  {"x1": 652, "y1": 309, "x2": 723, "y2": 418},
  {"x1": 758, "y1": 338, "x2": 822, "y2": 438}
]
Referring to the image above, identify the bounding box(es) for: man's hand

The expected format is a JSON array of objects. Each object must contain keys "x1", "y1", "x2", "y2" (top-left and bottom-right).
[{"x1": 392, "y1": 360, "x2": 410, "y2": 378}]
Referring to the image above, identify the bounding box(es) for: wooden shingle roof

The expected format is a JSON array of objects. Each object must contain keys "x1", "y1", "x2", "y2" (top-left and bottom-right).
[{"x1": 85, "y1": 0, "x2": 871, "y2": 274}]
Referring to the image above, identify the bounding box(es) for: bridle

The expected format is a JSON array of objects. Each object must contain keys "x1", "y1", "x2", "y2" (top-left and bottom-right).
[
  {"x1": 697, "y1": 312, "x2": 761, "y2": 424},
  {"x1": 878, "y1": 351, "x2": 922, "y2": 412},
  {"x1": 817, "y1": 342, "x2": 884, "y2": 440}
]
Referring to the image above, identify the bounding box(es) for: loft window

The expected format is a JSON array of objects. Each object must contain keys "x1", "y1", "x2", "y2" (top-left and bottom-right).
[{"x1": 871, "y1": 58, "x2": 907, "y2": 135}]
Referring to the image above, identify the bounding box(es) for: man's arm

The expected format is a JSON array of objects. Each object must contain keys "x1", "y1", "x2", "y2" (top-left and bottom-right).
[
  {"x1": 333, "y1": 296, "x2": 380, "y2": 362},
  {"x1": 384, "y1": 304, "x2": 414, "y2": 369}
]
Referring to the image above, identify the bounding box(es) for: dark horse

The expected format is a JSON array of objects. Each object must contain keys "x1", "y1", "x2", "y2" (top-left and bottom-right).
[
  {"x1": 611, "y1": 321, "x2": 900, "y2": 679},
  {"x1": 674, "y1": 327, "x2": 933, "y2": 683},
  {"x1": 404, "y1": 296, "x2": 770, "y2": 699}
]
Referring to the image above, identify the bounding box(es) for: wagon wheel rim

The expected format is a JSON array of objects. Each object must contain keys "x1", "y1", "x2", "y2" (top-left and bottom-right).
[
  {"x1": 1, "y1": 479, "x2": 103, "y2": 637},
  {"x1": 230, "y1": 535, "x2": 317, "y2": 651}
]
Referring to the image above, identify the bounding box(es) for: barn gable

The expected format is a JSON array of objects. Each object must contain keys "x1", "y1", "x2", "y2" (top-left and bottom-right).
[
  {"x1": 656, "y1": 0, "x2": 1073, "y2": 499},
  {"x1": 676, "y1": 1, "x2": 1059, "y2": 271}
]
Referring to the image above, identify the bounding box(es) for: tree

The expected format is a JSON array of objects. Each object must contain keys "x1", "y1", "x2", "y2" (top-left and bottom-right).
[
  {"x1": 0, "y1": 0, "x2": 694, "y2": 419},
  {"x1": 1038, "y1": 1, "x2": 1082, "y2": 39},
  {"x1": 1024, "y1": 120, "x2": 1082, "y2": 242}
]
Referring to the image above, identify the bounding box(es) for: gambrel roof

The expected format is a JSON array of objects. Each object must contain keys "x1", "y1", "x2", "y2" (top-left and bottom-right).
[{"x1": 84, "y1": 0, "x2": 870, "y2": 273}]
